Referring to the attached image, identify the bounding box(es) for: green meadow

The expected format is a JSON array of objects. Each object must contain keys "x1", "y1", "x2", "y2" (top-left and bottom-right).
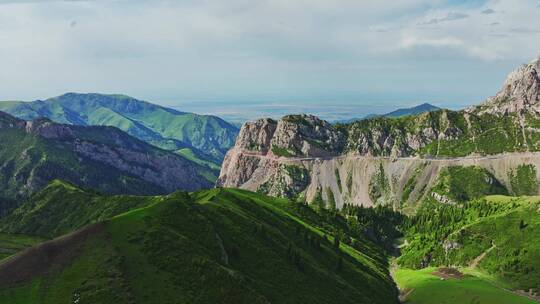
[{"x1": 394, "y1": 267, "x2": 537, "y2": 304}]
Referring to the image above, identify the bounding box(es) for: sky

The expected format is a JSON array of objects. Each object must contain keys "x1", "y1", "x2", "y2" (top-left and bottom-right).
[{"x1": 1, "y1": 0, "x2": 540, "y2": 120}]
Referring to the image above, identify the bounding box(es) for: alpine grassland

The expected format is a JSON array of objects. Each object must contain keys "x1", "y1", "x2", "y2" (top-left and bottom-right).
[{"x1": 0, "y1": 184, "x2": 398, "y2": 304}]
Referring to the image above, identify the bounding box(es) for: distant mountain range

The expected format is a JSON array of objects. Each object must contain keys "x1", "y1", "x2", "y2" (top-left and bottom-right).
[
  {"x1": 383, "y1": 102, "x2": 441, "y2": 118},
  {"x1": 335, "y1": 103, "x2": 441, "y2": 123},
  {"x1": 0, "y1": 93, "x2": 239, "y2": 171}
]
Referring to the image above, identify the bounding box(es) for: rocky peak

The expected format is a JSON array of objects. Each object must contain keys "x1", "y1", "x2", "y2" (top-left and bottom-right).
[
  {"x1": 268, "y1": 114, "x2": 344, "y2": 157},
  {"x1": 473, "y1": 56, "x2": 540, "y2": 115},
  {"x1": 234, "y1": 118, "x2": 277, "y2": 153},
  {"x1": 232, "y1": 115, "x2": 345, "y2": 157}
]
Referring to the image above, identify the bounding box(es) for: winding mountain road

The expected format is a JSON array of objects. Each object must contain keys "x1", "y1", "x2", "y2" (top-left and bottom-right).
[{"x1": 239, "y1": 150, "x2": 540, "y2": 163}]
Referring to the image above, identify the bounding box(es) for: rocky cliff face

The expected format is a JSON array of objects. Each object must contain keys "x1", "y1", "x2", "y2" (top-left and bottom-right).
[
  {"x1": 218, "y1": 56, "x2": 540, "y2": 209},
  {"x1": 220, "y1": 148, "x2": 540, "y2": 210},
  {"x1": 270, "y1": 115, "x2": 345, "y2": 157},
  {"x1": 343, "y1": 110, "x2": 468, "y2": 157},
  {"x1": 229, "y1": 115, "x2": 345, "y2": 157},
  {"x1": 0, "y1": 112, "x2": 213, "y2": 204},
  {"x1": 216, "y1": 114, "x2": 345, "y2": 189}
]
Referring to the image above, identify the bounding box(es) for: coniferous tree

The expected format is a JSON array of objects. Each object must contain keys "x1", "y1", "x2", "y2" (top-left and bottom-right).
[{"x1": 333, "y1": 236, "x2": 340, "y2": 250}]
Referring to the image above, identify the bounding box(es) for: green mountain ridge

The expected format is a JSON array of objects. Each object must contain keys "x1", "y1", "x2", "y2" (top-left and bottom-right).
[
  {"x1": 0, "y1": 111, "x2": 213, "y2": 214},
  {"x1": 0, "y1": 180, "x2": 158, "y2": 239},
  {"x1": 0, "y1": 183, "x2": 398, "y2": 304},
  {"x1": 0, "y1": 93, "x2": 239, "y2": 170}
]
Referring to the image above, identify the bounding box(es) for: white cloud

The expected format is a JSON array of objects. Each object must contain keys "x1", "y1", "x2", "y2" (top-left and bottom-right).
[
  {"x1": 401, "y1": 36, "x2": 464, "y2": 49},
  {"x1": 0, "y1": 0, "x2": 539, "y2": 107},
  {"x1": 417, "y1": 12, "x2": 469, "y2": 25}
]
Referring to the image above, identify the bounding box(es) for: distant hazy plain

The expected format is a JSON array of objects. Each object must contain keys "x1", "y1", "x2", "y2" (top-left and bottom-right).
[{"x1": 171, "y1": 100, "x2": 442, "y2": 124}]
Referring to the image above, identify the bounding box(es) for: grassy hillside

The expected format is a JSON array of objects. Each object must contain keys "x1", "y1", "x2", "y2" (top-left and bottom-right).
[
  {"x1": 0, "y1": 180, "x2": 157, "y2": 238},
  {"x1": 430, "y1": 166, "x2": 508, "y2": 202},
  {"x1": 0, "y1": 187, "x2": 398, "y2": 304},
  {"x1": 0, "y1": 233, "x2": 44, "y2": 260},
  {"x1": 399, "y1": 196, "x2": 540, "y2": 295},
  {"x1": 0, "y1": 93, "x2": 239, "y2": 168}
]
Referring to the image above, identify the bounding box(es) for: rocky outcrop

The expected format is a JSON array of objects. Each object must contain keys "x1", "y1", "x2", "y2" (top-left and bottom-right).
[
  {"x1": 234, "y1": 118, "x2": 277, "y2": 153},
  {"x1": 217, "y1": 114, "x2": 344, "y2": 191},
  {"x1": 25, "y1": 118, "x2": 76, "y2": 139},
  {"x1": 270, "y1": 115, "x2": 345, "y2": 157},
  {"x1": 431, "y1": 192, "x2": 456, "y2": 206},
  {"x1": 230, "y1": 115, "x2": 345, "y2": 157},
  {"x1": 344, "y1": 109, "x2": 467, "y2": 157},
  {"x1": 72, "y1": 142, "x2": 208, "y2": 192}
]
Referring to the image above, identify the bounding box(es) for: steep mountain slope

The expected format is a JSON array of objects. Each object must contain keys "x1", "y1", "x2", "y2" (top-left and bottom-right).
[
  {"x1": 0, "y1": 111, "x2": 213, "y2": 212},
  {"x1": 0, "y1": 188, "x2": 398, "y2": 304},
  {"x1": 218, "y1": 57, "x2": 540, "y2": 208},
  {"x1": 0, "y1": 93, "x2": 239, "y2": 168}
]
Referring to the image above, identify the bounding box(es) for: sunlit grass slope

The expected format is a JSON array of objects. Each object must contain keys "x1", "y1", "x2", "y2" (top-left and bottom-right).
[{"x1": 0, "y1": 187, "x2": 398, "y2": 304}]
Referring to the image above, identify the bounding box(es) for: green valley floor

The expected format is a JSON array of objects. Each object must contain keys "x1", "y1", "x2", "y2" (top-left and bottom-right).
[{"x1": 394, "y1": 266, "x2": 538, "y2": 304}]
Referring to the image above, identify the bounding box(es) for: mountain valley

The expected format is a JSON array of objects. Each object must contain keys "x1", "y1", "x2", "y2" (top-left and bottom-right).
[
  {"x1": 4, "y1": 1, "x2": 540, "y2": 303},
  {"x1": 0, "y1": 58, "x2": 539, "y2": 303}
]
